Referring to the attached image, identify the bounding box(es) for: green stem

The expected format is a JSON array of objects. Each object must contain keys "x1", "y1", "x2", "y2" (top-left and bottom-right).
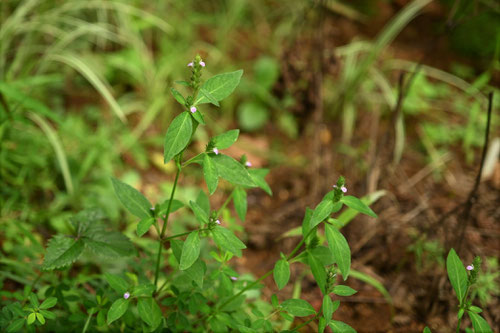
[
  {"x1": 81, "y1": 311, "x2": 93, "y2": 333},
  {"x1": 292, "y1": 313, "x2": 320, "y2": 331},
  {"x1": 153, "y1": 166, "x2": 182, "y2": 288},
  {"x1": 216, "y1": 189, "x2": 235, "y2": 218},
  {"x1": 182, "y1": 153, "x2": 202, "y2": 167},
  {"x1": 162, "y1": 228, "x2": 209, "y2": 243},
  {"x1": 456, "y1": 284, "x2": 471, "y2": 333}
]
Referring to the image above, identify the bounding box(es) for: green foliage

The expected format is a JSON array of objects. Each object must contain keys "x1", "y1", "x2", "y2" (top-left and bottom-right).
[
  {"x1": 163, "y1": 112, "x2": 194, "y2": 164},
  {"x1": 273, "y1": 259, "x2": 291, "y2": 290}
]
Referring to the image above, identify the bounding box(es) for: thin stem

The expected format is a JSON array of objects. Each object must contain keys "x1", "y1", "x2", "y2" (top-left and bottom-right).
[
  {"x1": 216, "y1": 189, "x2": 235, "y2": 218},
  {"x1": 81, "y1": 311, "x2": 93, "y2": 333},
  {"x1": 182, "y1": 153, "x2": 202, "y2": 167},
  {"x1": 153, "y1": 166, "x2": 182, "y2": 288},
  {"x1": 162, "y1": 228, "x2": 209, "y2": 243},
  {"x1": 293, "y1": 313, "x2": 320, "y2": 331}
]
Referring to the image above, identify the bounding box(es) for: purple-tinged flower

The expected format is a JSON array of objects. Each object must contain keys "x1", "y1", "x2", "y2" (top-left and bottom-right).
[
  {"x1": 213, "y1": 147, "x2": 219, "y2": 155},
  {"x1": 150, "y1": 207, "x2": 155, "y2": 211},
  {"x1": 230, "y1": 276, "x2": 238, "y2": 281},
  {"x1": 341, "y1": 185, "x2": 347, "y2": 193},
  {"x1": 187, "y1": 62, "x2": 193, "y2": 67},
  {"x1": 467, "y1": 265, "x2": 474, "y2": 271},
  {"x1": 123, "y1": 292, "x2": 130, "y2": 299},
  {"x1": 200, "y1": 61, "x2": 205, "y2": 67},
  {"x1": 215, "y1": 219, "x2": 221, "y2": 225},
  {"x1": 190, "y1": 106, "x2": 197, "y2": 113},
  {"x1": 333, "y1": 185, "x2": 337, "y2": 189},
  {"x1": 245, "y1": 161, "x2": 252, "y2": 167}
]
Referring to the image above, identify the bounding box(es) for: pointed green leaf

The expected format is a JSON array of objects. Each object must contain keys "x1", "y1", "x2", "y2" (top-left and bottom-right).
[
  {"x1": 212, "y1": 130, "x2": 239, "y2": 149},
  {"x1": 322, "y1": 295, "x2": 333, "y2": 320},
  {"x1": 111, "y1": 178, "x2": 152, "y2": 219},
  {"x1": 107, "y1": 298, "x2": 129, "y2": 325},
  {"x1": 308, "y1": 251, "x2": 326, "y2": 294},
  {"x1": 137, "y1": 217, "x2": 155, "y2": 237},
  {"x1": 180, "y1": 231, "x2": 201, "y2": 270},
  {"x1": 196, "y1": 190, "x2": 210, "y2": 215},
  {"x1": 446, "y1": 248, "x2": 468, "y2": 302},
  {"x1": 309, "y1": 200, "x2": 334, "y2": 231},
  {"x1": 27, "y1": 313, "x2": 36, "y2": 325},
  {"x1": 281, "y1": 299, "x2": 316, "y2": 317},
  {"x1": 212, "y1": 154, "x2": 256, "y2": 187},
  {"x1": 104, "y1": 273, "x2": 129, "y2": 294},
  {"x1": 84, "y1": 231, "x2": 135, "y2": 258},
  {"x1": 273, "y1": 259, "x2": 290, "y2": 290},
  {"x1": 190, "y1": 200, "x2": 209, "y2": 224},
  {"x1": 211, "y1": 226, "x2": 246, "y2": 257},
  {"x1": 199, "y1": 88, "x2": 220, "y2": 106},
  {"x1": 137, "y1": 297, "x2": 162, "y2": 329},
  {"x1": 233, "y1": 187, "x2": 247, "y2": 221},
  {"x1": 325, "y1": 224, "x2": 351, "y2": 280},
  {"x1": 35, "y1": 313, "x2": 45, "y2": 324},
  {"x1": 39, "y1": 310, "x2": 55, "y2": 320},
  {"x1": 191, "y1": 109, "x2": 206, "y2": 125},
  {"x1": 42, "y1": 236, "x2": 84, "y2": 270},
  {"x1": 340, "y1": 195, "x2": 377, "y2": 218},
  {"x1": 332, "y1": 285, "x2": 357, "y2": 296},
  {"x1": 158, "y1": 199, "x2": 184, "y2": 215},
  {"x1": 184, "y1": 258, "x2": 206, "y2": 288},
  {"x1": 132, "y1": 284, "x2": 155, "y2": 297},
  {"x1": 7, "y1": 318, "x2": 25, "y2": 332},
  {"x1": 328, "y1": 320, "x2": 356, "y2": 333},
  {"x1": 170, "y1": 88, "x2": 186, "y2": 106},
  {"x1": 195, "y1": 70, "x2": 243, "y2": 105},
  {"x1": 164, "y1": 112, "x2": 193, "y2": 163},
  {"x1": 203, "y1": 154, "x2": 219, "y2": 195},
  {"x1": 468, "y1": 311, "x2": 492, "y2": 333},
  {"x1": 248, "y1": 168, "x2": 272, "y2": 195},
  {"x1": 39, "y1": 297, "x2": 57, "y2": 310}
]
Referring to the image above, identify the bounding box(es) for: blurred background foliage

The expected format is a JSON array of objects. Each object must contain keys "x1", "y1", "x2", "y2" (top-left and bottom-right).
[{"x1": 0, "y1": 0, "x2": 499, "y2": 330}]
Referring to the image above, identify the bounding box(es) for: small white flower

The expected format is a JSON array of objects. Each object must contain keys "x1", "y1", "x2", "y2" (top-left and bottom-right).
[
  {"x1": 213, "y1": 147, "x2": 219, "y2": 155},
  {"x1": 123, "y1": 292, "x2": 130, "y2": 299}
]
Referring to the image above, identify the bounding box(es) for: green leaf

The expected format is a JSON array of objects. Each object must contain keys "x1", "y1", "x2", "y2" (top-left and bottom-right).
[
  {"x1": 309, "y1": 200, "x2": 334, "y2": 231},
  {"x1": 468, "y1": 311, "x2": 492, "y2": 333},
  {"x1": 184, "y1": 258, "x2": 206, "y2": 288},
  {"x1": 170, "y1": 87, "x2": 186, "y2": 106},
  {"x1": 104, "y1": 273, "x2": 129, "y2": 294},
  {"x1": 39, "y1": 310, "x2": 55, "y2": 320},
  {"x1": 325, "y1": 224, "x2": 351, "y2": 280},
  {"x1": 36, "y1": 313, "x2": 45, "y2": 324},
  {"x1": 301, "y1": 207, "x2": 314, "y2": 237},
  {"x1": 191, "y1": 109, "x2": 206, "y2": 125},
  {"x1": 212, "y1": 154, "x2": 256, "y2": 187},
  {"x1": 164, "y1": 112, "x2": 193, "y2": 163},
  {"x1": 196, "y1": 190, "x2": 211, "y2": 215},
  {"x1": 212, "y1": 130, "x2": 239, "y2": 149},
  {"x1": 107, "y1": 298, "x2": 129, "y2": 325},
  {"x1": 281, "y1": 299, "x2": 316, "y2": 317},
  {"x1": 332, "y1": 285, "x2": 357, "y2": 296},
  {"x1": 211, "y1": 226, "x2": 246, "y2": 257},
  {"x1": 84, "y1": 230, "x2": 135, "y2": 258},
  {"x1": 158, "y1": 199, "x2": 184, "y2": 215},
  {"x1": 133, "y1": 284, "x2": 155, "y2": 297},
  {"x1": 318, "y1": 317, "x2": 327, "y2": 333},
  {"x1": 233, "y1": 187, "x2": 247, "y2": 221},
  {"x1": 248, "y1": 168, "x2": 272, "y2": 195},
  {"x1": 469, "y1": 306, "x2": 482, "y2": 313},
  {"x1": 203, "y1": 154, "x2": 219, "y2": 195},
  {"x1": 137, "y1": 297, "x2": 162, "y2": 329},
  {"x1": 308, "y1": 251, "x2": 326, "y2": 294},
  {"x1": 446, "y1": 248, "x2": 468, "y2": 302},
  {"x1": 39, "y1": 297, "x2": 57, "y2": 310},
  {"x1": 27, "y1": 313, "x2": 36, "y2": 325},
  {"x1": 328, "y1": 320, "x2": 356, "y2": 333},
  {"x1": 195, "y1": 70, "x2": 243, "y2": 105},
  {"x1": 28, "y1": 294, "x2": 39, "y2": 308},
  {"x1": 340, "y1": 196, "x2": 377, "y2": 218},
  {"x1": 273, "y1": 259, "x2": 290, "y2": 290},
  {"x1": 199, "y1": 88, "x2": 220, "y2": 106},
  {"x1": 111, "y1": 178, "x2": 152, "y2": 219},
  {"x1": 322, "y1": 295, "x2": 333, "y2": 320},
  {"x1": 42, "y1": 235, "x2": 84, "y2": 270},
  {"x1": 180, "y1": 231, "x2": 201, "y2": 270},
  {"x1": 137, "y1": 217, "x2": 155, "y2": 237},
  {"x1": 190, "y1": 201, "x2": 209, "y2": 225},
  {"x1": 423, "y1": 327, "x2": 432, "y2": 333},
  {"x1": 7, "y1": 318, "x2": 25, "y2": 332}
]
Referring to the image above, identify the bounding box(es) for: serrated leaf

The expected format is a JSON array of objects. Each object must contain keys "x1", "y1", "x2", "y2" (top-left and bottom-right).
[
  {"x1": 107, "y1": 298, "x2": 129, "y2": 325},
  {"x1": 308, "y1": 251, "x2": 326, "y2": 294},
  {"x1": 203, "y1": 154, "x2": 219, "y2": 195},
  {"x1": 170, "y1": 87, "x2": 186, "y2": 106},
  {"x1": 273, "y1": 259, "x2": 290, "y2": 290},
  {"x1": 195, "y1": 70, "x2": 243, "y2": 105},
  {"x1": 309, "y1": 200, "x2": 334, "y2": 232},
  {"x1": 39, "y1": 297, "x2": 57, "y2": 310},
  {"x1": 84, "y1": 231, "x2": 135, "y2": 258},
  {"x1": 137, "y1": 217, "x2": 155, "y2": 237},
  {"x1": 332, "y1": 285, "x2": 357, "y2": 296},
  {"x1": 42, "y1": 236, "x2": 84, "y2": 270},
  {"x1": 468, "y1": 311, "x2": 492, "y2": 333},
  {"x1": 281, "y1": 299, "x2": 316, "y2": 317},
  {"x1": 111, "y1": 178, "x2": 152, "y2": 219},
  {"x1": 233, "y1": 187, "x2": 247, "y2": 221},
  {"x1": 180, "y1": 231, "x2": 201, "y2": 270},
  {"x1": 328, "y1": 320, "x2": 356, "y2": 333},
  {"x1": 340, "y1": 195, "x2": 377, "y2": 218},
  {"x1": 190, "y1": 200, "x2": 209, "y2": 225},
  {"x1": 325, "y1": 224, "x2": 351, "y2": 280},
  {"x1": 137, "y1": 297, "x2": 162, "y2": 329},
  {"x1": 104, "y1": 273, "x2": 129, "y2": 294},
  {"x1": 211, "y1": 226, "x2": 246, "y2": 257},
  {"x1": 446, "y1": 248, "x2": 468, "y2": 302},
  {"x1": 164, "y1": 111, "x2": 193, "y2": 163},
  {"x1": 212, "y1": 130, "x2": 239, "y2": 149},
  {"x1": 212, "y1": 154, "x2": 255, "y2": 187},
  {"x1": 248, "y1": 168, "x2": 272, "y2": 195}
]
